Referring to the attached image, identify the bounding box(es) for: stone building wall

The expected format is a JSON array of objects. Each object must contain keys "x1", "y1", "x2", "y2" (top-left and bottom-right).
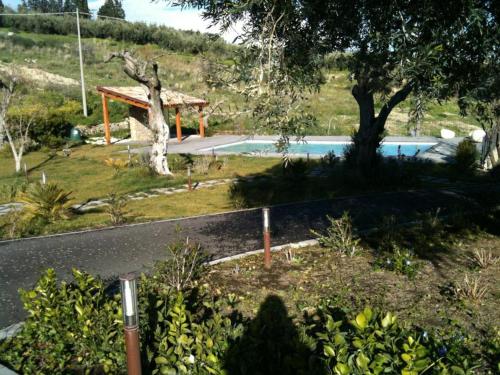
[{"x1": 129, "y1": 106, "x2": 153, "y2": 142}]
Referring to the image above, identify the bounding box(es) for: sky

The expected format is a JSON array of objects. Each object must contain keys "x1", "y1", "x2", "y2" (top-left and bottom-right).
[{"x1": 3, "y1": 0, "x2": 241, "y2": 42}]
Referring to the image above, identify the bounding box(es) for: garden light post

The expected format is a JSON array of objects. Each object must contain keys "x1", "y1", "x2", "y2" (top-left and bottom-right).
[
  {"x1": 263, "y1": 208, "x2": 271, "y2": 269},
  {"x1": 187, "y1": 166, "x2": 192, "y2": 191},
  {"x1": 120, "y1": 274, "x2": 142, "y2": 375}
]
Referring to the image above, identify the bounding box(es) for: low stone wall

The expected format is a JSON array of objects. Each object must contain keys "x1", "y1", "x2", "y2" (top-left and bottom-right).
[{"x1": 76, "y1": 120, "x2": 129, "y2": 136}]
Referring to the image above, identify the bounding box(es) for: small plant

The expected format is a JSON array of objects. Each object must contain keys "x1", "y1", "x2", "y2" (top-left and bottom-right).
[
  {"x1": 453, "y1": 273, "x2": 488, "y2": 303},
  {"x1": 17, "y1": 182, "x2": 72, "y2": 223},
  {"x1": 105, "y1": 193, "x2": 128, "y2": 225},
  {"x1": 467, "y1": 249, "x2": 499, "y2": 269},
  {"x1": 320, "y1": 150, "x2": 337, "y2": 168},
  {"x1": 193, "y1": 155, "x2": 212, "y2": 174},
  {"x1": 153, "y1": 237, "x2": 206, "y2": 291},
  {"x1": 375, "y1": 245, "x2": 419, "y2": 278},
  {"x1": 454, "y1": 139, "x2": 477, "y2": 173},
  {"x1": 104, "y1": 157, "x2": 129, "y2": 172},
  {"x1": 228, "y1": 180, "x2": 248, "y2": 209},
  {"x1": 0, "y1": 182, "x2": 27, "y2": 202},
  {"x1": 311, "y1": 212, "x2": 360, "y2": 256}
]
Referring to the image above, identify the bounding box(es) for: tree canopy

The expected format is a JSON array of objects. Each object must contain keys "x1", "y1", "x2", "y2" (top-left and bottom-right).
[
  {"x1": 179, "y1": 0, "x2": 498, "y2": 173},
  {"x1": 19, "y1": 0, "x2": 89, "y2": 14},
  {"x1": 97, "y1": 0, "x2": 125, "y2": 19}
]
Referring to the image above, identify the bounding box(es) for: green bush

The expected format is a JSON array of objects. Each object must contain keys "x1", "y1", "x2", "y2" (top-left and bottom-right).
[
  {"x1": 454, "y1": 139, "x2": 478, "y2": 173},
  {"x1": 310, "y1": 306, "x2": 480, "y2": 374},
  {"x1": 374, "y1": 245, "x2": 420, "y2": 279},
  {"x1": 0, "y1": 269, "x2": 125, "y2": 374},
  {"x1": 0, "y1": 268, "x2": 487, "y2": 374},
  {"x1": 311, "y1": 212, "x2": 360, "y2": 257}
]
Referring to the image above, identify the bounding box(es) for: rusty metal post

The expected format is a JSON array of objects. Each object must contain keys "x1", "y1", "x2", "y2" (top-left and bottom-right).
[
  {"x1": 120, "y1": 274, "x2": 142, "y2": 375},
  {"x1": 187, "y1": 166, "x2": 192, "y2": 191},
  {"x1": 263, "y1": 208, "x2": 271, "y2": 269}
]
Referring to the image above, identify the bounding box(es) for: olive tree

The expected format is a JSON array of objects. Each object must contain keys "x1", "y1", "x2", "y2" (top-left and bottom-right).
[{"x1": 176, "y1": 0, "x2": 496, "y2": 174}]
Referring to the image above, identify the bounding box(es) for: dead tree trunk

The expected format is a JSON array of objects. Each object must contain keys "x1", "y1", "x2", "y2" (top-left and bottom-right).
[
  {"x1": 106, "y1": 51, "x2": 172, "y2": 176},
  {"x1": 0, "y1": 77, "x2": 15, "y2": 149}
]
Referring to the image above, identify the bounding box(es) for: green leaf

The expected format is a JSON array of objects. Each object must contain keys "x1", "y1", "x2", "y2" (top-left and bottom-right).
[
  {"x1": 335, "y1": 363, "x2": 350, "y2": 375},
  {"x1": 155, "y1": 356, "x2": 169, "y2": 365},
  {"x1": 324, "y1": 345, "x2": 335, "y2": 357},
  {"x1": 355, "y1": 312, "x2": 367, "y2": 329}
]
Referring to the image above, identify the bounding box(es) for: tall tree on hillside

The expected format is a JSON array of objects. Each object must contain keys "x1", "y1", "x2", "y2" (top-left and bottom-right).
[
  {"x1": 106, "y1": 51, "x2": 172, "y2": 175},
  {"x1": 98, "y1": 0, "x2": 125, "y2": 19},
  {"x1": 63, "y1": 0, "x2": 89, "y2": 15},
  {"x1": 0, "y1": 1, "x2": 4, "y2": 12},
  {"x1": 178, "y1": 0, "x2": 496, "y2": 175}
]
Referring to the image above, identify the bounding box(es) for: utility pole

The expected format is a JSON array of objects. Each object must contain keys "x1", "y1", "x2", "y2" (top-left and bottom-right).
[{"x1": 76, "y1": 8, "x2": 88, "y2": 117}]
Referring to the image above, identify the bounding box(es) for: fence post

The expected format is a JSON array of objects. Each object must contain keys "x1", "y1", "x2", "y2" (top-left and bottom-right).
[
  {"x1": 187, "y1": 166, "x2": 192, "y2": 191},
  {"x1": 263, "y1": 208, "x2": 271, "y2": 269},
  {"x1": 120, "y1": 274, "x2": 142, "y2": 375}
]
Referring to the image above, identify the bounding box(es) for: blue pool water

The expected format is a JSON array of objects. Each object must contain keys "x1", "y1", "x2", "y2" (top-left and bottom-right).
[{"x1": 209, "y1": 141, "x2": 436, "y2": 157}]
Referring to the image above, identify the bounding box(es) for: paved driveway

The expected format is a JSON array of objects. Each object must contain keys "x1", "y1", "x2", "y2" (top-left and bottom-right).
[{"x1": 0, "y1": 185, "x2": 495, "y2": 328}]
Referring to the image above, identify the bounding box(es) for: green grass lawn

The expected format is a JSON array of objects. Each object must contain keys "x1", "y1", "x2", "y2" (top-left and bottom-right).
[
  {"x1": 0, "y1": 142, "x2": 492, "y2": 239},
  {"x1": 0, "y1": 144, "x2": 281, "y2": 204}
]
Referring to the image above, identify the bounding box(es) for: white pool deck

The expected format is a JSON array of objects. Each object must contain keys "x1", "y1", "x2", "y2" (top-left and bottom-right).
[{"x1": 125, "y1": 135, "x2": 464, "y2": 163}]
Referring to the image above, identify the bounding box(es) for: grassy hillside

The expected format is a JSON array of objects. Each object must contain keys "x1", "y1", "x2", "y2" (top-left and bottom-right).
[{"x1": 0, "y1": 28, "x2": 479, "y2": 137}]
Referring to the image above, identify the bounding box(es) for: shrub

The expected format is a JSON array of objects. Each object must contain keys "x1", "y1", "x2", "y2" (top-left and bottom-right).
[
  {"x1": 454, "y1": 139, "x2": 478, "y2": 173},
  {"x1": 283, "y1": 158, "x2": 308, "y2": 181},
  {"x1": 105, "y1": 193, "x2": 128, "y2": 225},
  {"x1": 0, "y1": 269, "x2": 125, "y2": 374},
  {"x1": 375, "y1": 245, "x2": 420, "y2": 279},
  {"x1": 152, "y1": 237, "x2": 206, "y2": 291},
  {"x1": 311, "y1": 212, "x2": 360, "y2": 256},
  {"x1": 311, "y1": 306, "x2": 480, "y2": 374},
  {"x1": 17, "y1": 182, "x2": 72, "y2": 223}
]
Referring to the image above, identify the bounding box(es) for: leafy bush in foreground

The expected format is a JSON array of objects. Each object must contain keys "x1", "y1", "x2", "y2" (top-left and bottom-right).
[
  {"x1": 0, "y1": 269, "x2": 125, "y2": 374},
  {"x1": 0, "y1": 266, "x2": 489, "y2": 374}
]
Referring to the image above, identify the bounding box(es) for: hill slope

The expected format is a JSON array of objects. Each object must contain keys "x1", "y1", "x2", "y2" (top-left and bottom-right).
[{"x1": 0, "y1": 28, "x2": 479, "y2": 138}]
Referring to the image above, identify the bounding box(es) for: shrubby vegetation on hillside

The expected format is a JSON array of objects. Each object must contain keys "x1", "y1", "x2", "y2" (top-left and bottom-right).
[{"x1": 0, "y1": 14, "x2": 232, "y2": 55}]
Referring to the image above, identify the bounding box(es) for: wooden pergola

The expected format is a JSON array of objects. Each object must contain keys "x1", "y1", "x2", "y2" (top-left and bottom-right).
[{"x1": 96, "y1": 86, "x2": 209, "y2": 145}]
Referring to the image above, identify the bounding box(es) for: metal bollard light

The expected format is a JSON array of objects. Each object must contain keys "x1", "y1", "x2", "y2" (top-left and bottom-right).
[
  {"x1": 263, "y1": 208, "x2": 271, "y2": 269},
  {"x1": 187, "y1": 166, "x2": 192, "y2": 191},
  {"x1": 120, "y1": 274, "x2": 142, "y2": 375}
]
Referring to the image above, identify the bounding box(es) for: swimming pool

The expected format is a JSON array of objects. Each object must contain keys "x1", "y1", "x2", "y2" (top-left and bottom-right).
[{"x1": 205, "y1": 140, "x2": 436, "y2": 157}]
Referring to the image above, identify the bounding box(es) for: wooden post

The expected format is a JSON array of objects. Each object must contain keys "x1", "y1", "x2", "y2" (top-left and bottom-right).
[
  {"x1": 101, "y1": 93, "x2": 111, "y2": 145},
  {"x1": 198, "y1": 106, "x2": 205, "y2": 138},
  {"x1": 175, "y1": 107, "x2": 182, "y2": 143}
]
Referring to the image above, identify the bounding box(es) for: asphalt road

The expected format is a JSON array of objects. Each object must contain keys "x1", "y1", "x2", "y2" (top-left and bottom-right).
[{"x1": 0, "y1": 185, "x2": 496, "y2": 328}]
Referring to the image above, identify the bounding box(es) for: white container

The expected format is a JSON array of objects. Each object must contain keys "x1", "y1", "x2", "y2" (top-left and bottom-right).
[{"x1": 440, "y1": 129, "x2": 456, "y2": 139}]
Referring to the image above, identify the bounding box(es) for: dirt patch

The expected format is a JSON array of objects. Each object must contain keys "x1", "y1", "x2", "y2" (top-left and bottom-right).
[
  {"x1": 0, "y1": 62, "x2": 79, "y2": 87},
  {"x1": 203, "y1": 231, "x2": 500, "y2": 337}
]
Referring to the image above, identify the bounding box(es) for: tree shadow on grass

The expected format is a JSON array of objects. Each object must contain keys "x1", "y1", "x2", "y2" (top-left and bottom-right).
[{"x1": 223, "y1": 295, "x2": 325, "y2": 375}]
